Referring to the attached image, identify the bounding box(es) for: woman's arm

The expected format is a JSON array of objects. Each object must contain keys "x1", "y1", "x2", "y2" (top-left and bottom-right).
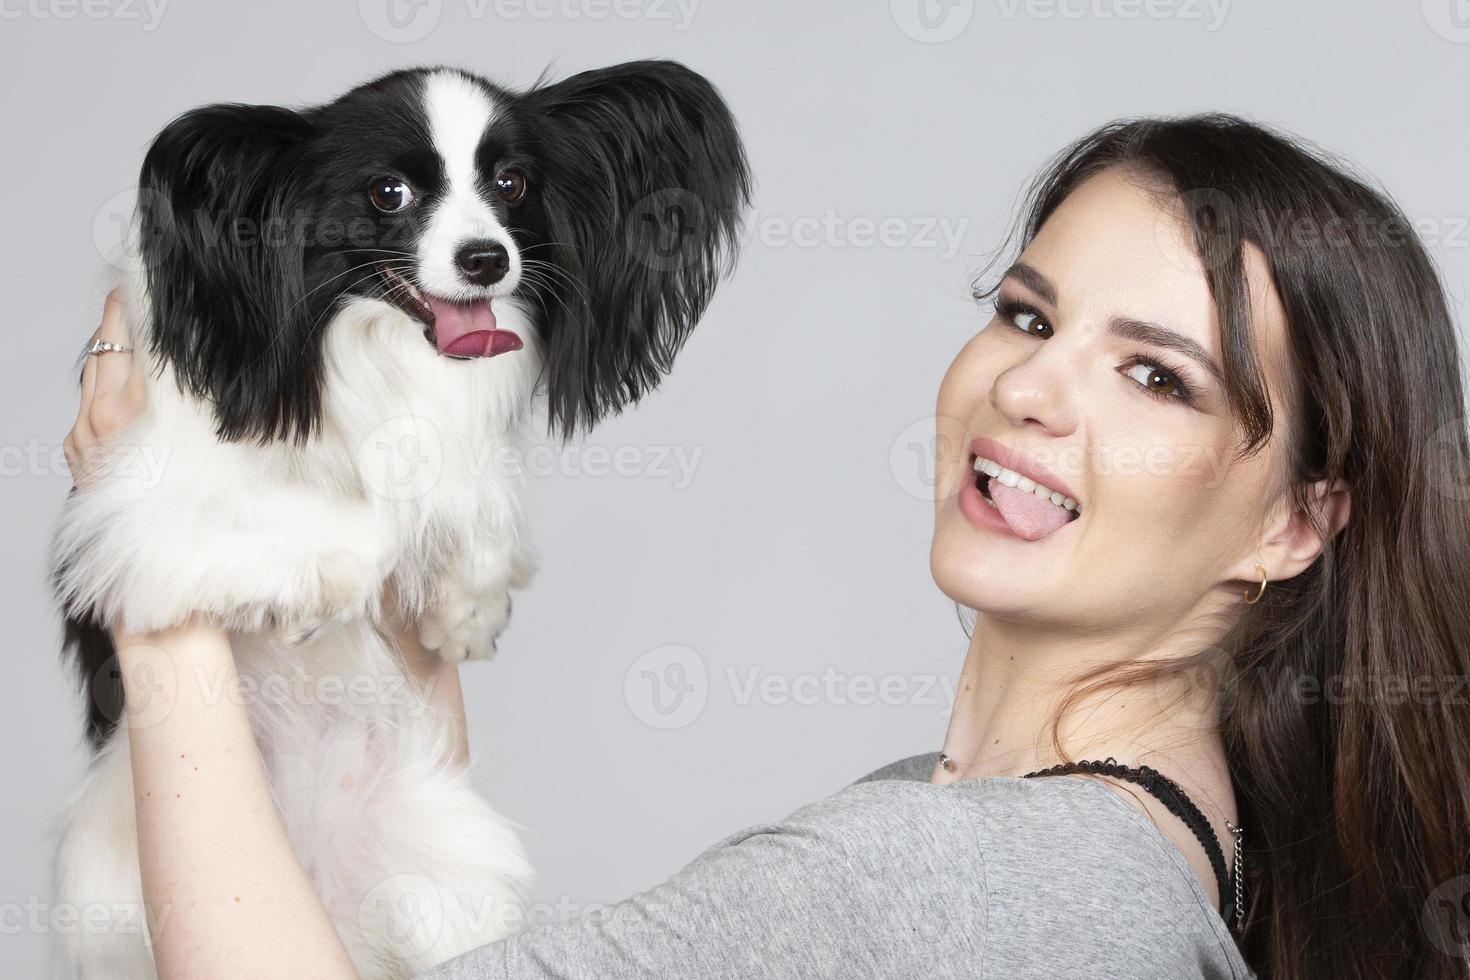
[
  {"x1": 113, "y1": 616, "x2": 362, "y2": 979},
  {"x1": 70, "y1": 292, "x2": 364, "y2": 978}
]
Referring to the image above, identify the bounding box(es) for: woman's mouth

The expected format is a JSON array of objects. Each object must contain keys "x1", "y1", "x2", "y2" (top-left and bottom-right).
[
  {"x1": 375, "y1": 263, "x2": 524, "y2": 360},
  {"x1": 965, "y1": 452, "x2": 1081, "y2": 541}
]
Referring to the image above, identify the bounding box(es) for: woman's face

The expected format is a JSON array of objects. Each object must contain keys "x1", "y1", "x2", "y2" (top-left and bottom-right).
[{"x1": 931, "y1": 167, "x2": 1296, "y2": 630}]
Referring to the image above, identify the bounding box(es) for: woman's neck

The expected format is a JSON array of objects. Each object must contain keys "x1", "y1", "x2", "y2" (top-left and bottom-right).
[{"x1": 935, "y1": 613, "x2": 1229, "y2": 782}]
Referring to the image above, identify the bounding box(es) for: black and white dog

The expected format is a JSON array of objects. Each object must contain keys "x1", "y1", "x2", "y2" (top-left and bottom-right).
[{"x1": 49, "y1": 61, "x2": 749, "y2": 979}]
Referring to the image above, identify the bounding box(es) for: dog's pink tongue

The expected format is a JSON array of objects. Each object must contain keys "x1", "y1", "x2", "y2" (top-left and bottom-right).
[
  {"x1": 989, "y1": 480, "x2": 1073, "y2": 541},
  {"x1": 426, "y1": 298, "x2": 523, "y2": 358}
]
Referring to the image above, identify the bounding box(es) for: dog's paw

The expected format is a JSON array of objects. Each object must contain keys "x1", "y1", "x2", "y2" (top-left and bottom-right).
[
  {"x1": 509, "y1": 549, "x2": 537, "y2": 590},
  {"x1": 418, "y1": 585, "x2": 512, "y2": 664}
]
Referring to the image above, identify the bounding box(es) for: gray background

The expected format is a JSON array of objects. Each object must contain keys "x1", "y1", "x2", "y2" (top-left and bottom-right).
[{"x1": 5, "y1": 0, "x2": 1469, "y2": 972}]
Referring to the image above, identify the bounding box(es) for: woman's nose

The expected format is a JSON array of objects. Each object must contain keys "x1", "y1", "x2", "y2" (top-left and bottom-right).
[{"x1": 988, "y1": 343, "x2": 1078, "y2": 436}]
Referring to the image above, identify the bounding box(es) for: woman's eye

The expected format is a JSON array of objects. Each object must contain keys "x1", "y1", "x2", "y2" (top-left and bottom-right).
[
  {"x1": 995, "y1": 299, "x2": 1054, "y2": 338},
  {"x1": 369, "y1": 177, "x2": 414, "y2": 213},
  {"x1": 1013, "y1": 310, "x2": 1053, "y2": 337},
  {"x1": 1124, "y1": 361, "x2": 1186, "y2": 401},
  {"x1": 495, "y1": 169, "x2": 527, "y2": 204}
]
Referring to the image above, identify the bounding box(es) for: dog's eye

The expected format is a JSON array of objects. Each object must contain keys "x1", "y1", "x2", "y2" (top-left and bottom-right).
[
  {"x1": 369, "y1": 177, "x2": 415, "y2": 213},
  {"x1": 495, "y1": 169, "x2": 527, "y2": 204}
]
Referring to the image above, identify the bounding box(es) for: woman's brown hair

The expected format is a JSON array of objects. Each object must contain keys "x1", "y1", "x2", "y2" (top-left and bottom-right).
[{"x1": 975, "y1": 114, "x2": 1470, "y2": 978}]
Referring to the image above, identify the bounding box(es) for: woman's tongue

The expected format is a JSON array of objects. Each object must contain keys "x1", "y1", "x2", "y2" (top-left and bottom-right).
[
  {"x1": 988, "y1": 479, "x2": 1073, "y2": 541},
  {"x1": 425, "y1": 297, "x2": 523, "y2": 358}
]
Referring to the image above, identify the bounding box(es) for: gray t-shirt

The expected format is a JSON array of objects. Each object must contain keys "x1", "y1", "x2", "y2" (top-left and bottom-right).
[{"x1": 416, "y1": 752, "x2": 1256, "y2": 979}]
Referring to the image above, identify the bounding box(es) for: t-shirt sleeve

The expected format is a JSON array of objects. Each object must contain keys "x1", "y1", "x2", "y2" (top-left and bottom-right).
[{"x1": 412, "y1": 783, "x2": 987, "y2": 980}]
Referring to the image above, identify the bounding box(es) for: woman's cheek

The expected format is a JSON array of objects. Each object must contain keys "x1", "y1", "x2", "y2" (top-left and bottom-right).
[{"x1": 936, "y1": 332, "x2": 1003, "y2": 421}]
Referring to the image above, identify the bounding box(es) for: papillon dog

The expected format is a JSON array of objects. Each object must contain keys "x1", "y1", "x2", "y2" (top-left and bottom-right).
[{"x1": 48, "y1": 60, "x2": 749, "y2": 979}]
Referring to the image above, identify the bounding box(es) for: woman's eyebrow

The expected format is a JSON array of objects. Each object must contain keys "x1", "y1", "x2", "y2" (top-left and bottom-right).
[
  {"x1": 1004, "y1": 261, "x2": 1058, "y2": 306},
  {"x1": 1004, "y1": 261, "x2": 1223, "y2": 382}
]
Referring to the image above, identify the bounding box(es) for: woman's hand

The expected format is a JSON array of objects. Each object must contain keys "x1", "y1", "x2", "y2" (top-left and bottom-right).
[{"x1": 63, "y1": 289, "x2": 147, "y2": 494}]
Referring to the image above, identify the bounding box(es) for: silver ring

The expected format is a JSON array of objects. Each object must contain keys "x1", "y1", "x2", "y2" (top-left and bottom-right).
[{"x1": 86, "y1": 340, "x2": 133, "y2": 356}]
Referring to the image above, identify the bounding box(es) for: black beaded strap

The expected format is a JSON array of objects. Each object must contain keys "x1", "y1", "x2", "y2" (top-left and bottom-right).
[{"x1": 1021, "y1": 758, "x2": 1237, "y2": 926}]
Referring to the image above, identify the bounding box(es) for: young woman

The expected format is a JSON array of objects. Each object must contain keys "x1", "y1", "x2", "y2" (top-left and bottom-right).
[{"x1": 64, "y1": 113, "x2": 1470, "y2": 979}]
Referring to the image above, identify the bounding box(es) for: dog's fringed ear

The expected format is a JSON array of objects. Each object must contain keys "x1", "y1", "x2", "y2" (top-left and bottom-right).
[
  {"x1": 138, "y1": 104, "x2": 322, "y2": 445},
  {"x1": 525, "y1": 60, "x2": 752, "y2": 437}
]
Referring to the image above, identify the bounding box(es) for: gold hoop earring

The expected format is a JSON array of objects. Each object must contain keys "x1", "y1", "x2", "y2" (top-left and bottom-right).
[{"x1": 1244, "y1": 562, "x2": 1268, "y2": 604}]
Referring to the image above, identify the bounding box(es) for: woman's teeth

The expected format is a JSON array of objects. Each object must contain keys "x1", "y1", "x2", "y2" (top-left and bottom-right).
[{"x1": 972, "y1": 455, "x2": 1080, "y2": 514}]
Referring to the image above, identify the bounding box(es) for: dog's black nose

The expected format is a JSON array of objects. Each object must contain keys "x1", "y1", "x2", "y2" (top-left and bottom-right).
[{"x1": 456, "y1": 240, "x2": 510, "y2": 286}]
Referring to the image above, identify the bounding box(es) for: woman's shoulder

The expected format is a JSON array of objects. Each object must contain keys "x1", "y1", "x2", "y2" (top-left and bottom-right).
[{"x1": 809, "y1": 752, "x2": 1256, "y2": 978}]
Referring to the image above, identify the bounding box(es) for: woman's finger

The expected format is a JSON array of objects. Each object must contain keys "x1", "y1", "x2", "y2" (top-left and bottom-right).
[{"x1": 88, "y1": 290, "x2": 136, "y2": 434}]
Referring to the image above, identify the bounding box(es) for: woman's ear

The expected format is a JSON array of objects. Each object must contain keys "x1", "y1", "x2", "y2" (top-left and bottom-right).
[
  {"x1": 524, "y1": 59, "x2": 752, "y2": 437},
  {"x1": 138, "y1": 103, "x2": 319, "y2": 444},
  {"x1": 1260, "y1": 476, "x2": 1352, "y2": 581}
]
